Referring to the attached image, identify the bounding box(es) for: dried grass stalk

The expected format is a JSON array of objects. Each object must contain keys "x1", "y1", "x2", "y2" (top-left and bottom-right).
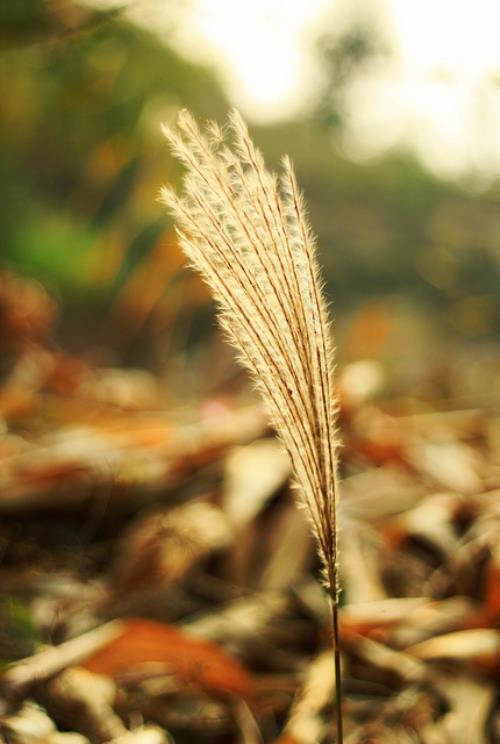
[{"x1": 161, "y1": 109, "x2": 343, "y2": 741}]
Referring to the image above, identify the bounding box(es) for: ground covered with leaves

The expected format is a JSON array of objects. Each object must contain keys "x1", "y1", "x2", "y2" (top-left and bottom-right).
[{"x1": 0, "y1": 270, "x2": 499, "y2": 743}]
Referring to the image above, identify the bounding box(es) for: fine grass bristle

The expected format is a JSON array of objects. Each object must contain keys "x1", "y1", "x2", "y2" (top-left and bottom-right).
[{"x1": 161, "y1": 108, "x2": 343, "y2": 741}]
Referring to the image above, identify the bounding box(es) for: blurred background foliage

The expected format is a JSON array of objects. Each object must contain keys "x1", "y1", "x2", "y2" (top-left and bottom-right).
[{"x1": 1, "y1": 0, "x2": 499, "y2": 383}]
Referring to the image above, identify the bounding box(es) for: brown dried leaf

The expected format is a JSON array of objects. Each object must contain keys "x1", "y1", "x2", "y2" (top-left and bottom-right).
[
  {"x1": 112, "y1": 501, "x2": 233, "y2": 591},
  {"x1": 0, "y1": 271, "x2": 55, "y2": 348},
  {"x1": 0, "y1": 405, "x2": 266, "y2": 512}
]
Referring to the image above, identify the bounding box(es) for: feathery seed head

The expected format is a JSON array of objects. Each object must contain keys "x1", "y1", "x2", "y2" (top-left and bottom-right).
[{"x1": 161, "y1": 109, "x2": 340, "y2": 586}]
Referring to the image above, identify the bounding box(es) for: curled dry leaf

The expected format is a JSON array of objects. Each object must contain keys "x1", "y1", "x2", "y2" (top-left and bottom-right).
[{"x1": 231, "y1": 698, "x2": 263, "y2": 744}]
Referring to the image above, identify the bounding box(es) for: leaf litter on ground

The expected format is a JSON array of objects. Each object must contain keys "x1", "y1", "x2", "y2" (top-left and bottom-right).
[{"x1": 0, "y1": 269, "x2": 499, "y2": 743}]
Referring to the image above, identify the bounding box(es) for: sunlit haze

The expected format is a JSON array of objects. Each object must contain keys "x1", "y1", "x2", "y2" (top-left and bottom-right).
[
  {"x1": 92, "y1": 0, "x2": 500, "y2": 181},
  {"x1": 168, "y1": 0, "x2": 330, "y2": 121}
]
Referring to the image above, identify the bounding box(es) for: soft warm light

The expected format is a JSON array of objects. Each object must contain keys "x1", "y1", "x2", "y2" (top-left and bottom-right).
[
  {"x1": 171, "y1": 0, "x2": 500, "y2": 179},
  {"x1": 342, "y1": 0, "x2": 500, "y2": 180},
  {"x1": 88, "y1": 0, "x2": 500, "y2": 180},
  {"x1": 168, "y1": 0, "x2": 330, "y2": 122}
]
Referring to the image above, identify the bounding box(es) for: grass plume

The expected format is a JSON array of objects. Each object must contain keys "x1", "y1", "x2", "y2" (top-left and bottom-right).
[{"x1": 161, "y1": 109, "x2": 343, "y2": 741}]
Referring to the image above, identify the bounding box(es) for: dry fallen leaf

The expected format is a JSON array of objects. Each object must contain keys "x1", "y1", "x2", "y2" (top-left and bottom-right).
[
  {"x1": 2, "y1": 621, "x2": 125, "y2": 693},
  {"x1": 383, "y1": 492, "x2": 464, "y2": 557},
  {"x1": 340, "y1": 597, "x2": 429, "y2": 640},
  {"x1": 348, "y1": 634, "x2": 427, "y2": 686},
  {"x1": 108, "y1": 725, "x2": 173, "y2": 744},
  {"x1": 112, "y1": 501, "x2": 233, "y2": 592},
  {"x1": 258, "y1": 502, "x2": 312, "y2": 591},
  {"x1": 272, "y1": 651, "x2": 335, "y2": 744},
  {"x1": 406, "y1": 628, "x2": 500, "y2": 676},
  {"x1": 1, "y1": 265, "x2": 498, "y2": 744},
  {"x1": 43, "y1": 667, "x2": 126, "y2": 742},
  {"x1": 184, "y1": 592, "x2": 290, "y2": 645},
  {"x1": 433, "y1": 674, "x2": 494, "y2": 744},
  {"x1": 82, "y1": 618, "x2": 257, "y2": 698},
  {"x1": 340, "y1": 520, "x2": 388, "y2": 604},
  {"x1": 222, "y1": 439, "x2": 291, "y2": 529},
  {"x1": 0, "y1": 700, "x2": 89, "y2": 744},
  {"x1": 406, "y1": 439, "x2": 483, "y2": 494}
]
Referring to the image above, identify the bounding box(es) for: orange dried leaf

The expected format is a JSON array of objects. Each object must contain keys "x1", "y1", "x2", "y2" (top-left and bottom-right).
[{"x1": 82, "y1": 618, "x2": 256, "y2": 698}]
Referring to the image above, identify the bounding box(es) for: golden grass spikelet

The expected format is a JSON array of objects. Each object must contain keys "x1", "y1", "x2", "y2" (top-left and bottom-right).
[
  {"x1": 160, "y1": 108, "x2": 340, "y2": 585},
  {"x1": 161, "y1": 108, "x2": 343, "y2": 740}
]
